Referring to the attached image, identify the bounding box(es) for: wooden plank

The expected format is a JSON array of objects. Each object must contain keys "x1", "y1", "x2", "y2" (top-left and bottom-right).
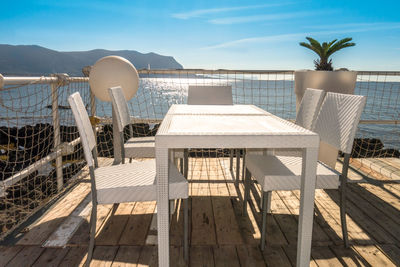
[
  {"x1": 354, "y1": 158, "x2": 400, "y2": 180},
  {"x1": 329, "y1": 245, "x2": 370, "y2": 267},
  {"x1": 190, "y1": 246, "x2": 214, "y2": 267},
  {"x1": 43, "y1": 193, "x2": 92, "y2": 247},
  {"x1": 283, "y1": 245, "x2": 318, "y2": 267},
  {"x1": 90, "y1": 246, "x2": 119, "y2": 267},
  {"x1": 353, "y1": 245, "x2": 396, "y2": 267},
  {"x1": 58, "y1": 246, "x2": 87, "y2": 267},
  {"x1": 118, "y1": 202, "x2": 155, "y2": 246},
  {"x1": 213, "y1": 245, "x2": 240, "y2": 267},
  {"x1": 311, "y1": 246, "x2": 342, "y2": 267},
  {"x1": 96, "y1": 203, "x2": 135, "y2": 246},
  {"x1": 218, "y1": 158, "x2": 239, "y2": 197},
  {"x1": 376, "y1": 244, "x2": 400, "y2": 266},
  {"x1": 348, "y1": 183, "x2": 400, "y2": 226},
  {"x1": 212, "y1": 197, "x2": 243, "y2": 245},
  {"x1": 344, "y1": 184, "x2": 400, "y2": 243},
  {"x1": 292, "y1": 190, "x2": 344, "y2": 246},
  {"x1": 0, "y1": 246, "x2": 23, "y2": 266},
  {"x1": 262, "y1": 246, "x2": 292, "y2": 267},
  {"x1": 207, "y1": 158, "x2": 243, "y2": 245},
  {"x1": 191, "y1": 159, "x2": 217, "y2": 246},
  {"x1": 278, "y1": 190, "x2": 332, "y2": 246},
  {"x1": 6, "y1": 246, "x2": 44, "y2": 266},
  {"x1": 170, "y1": 200, "x2": 186, "y2": 246},
  {"x1": 236, "y1": 245, "x2": 266, "y2": 267},
  {"x1": 314, "y1": 190, "x2": 375, "y2": 245},
  {"x1": 170, "y1": 246, "x2": 187, "y2": 267},
  {"x1": 239, "y1": 183, "x2": 288, "y2": 246},
  {"x1": 32, "y1": 247, "x2": 70, "y2": 267},
  {"x1": 68, "y1": 204, "x2": 113, "y2": 246},
  {"x1": 111, "y1": 246, "x2": 141, "y2": 267},
  {"x1": 326, "y1": 189, "x2": 397, "y2": 244},
  {"x1": 231, "y1": 196, "x2": 262, "y2": 246},
  {"x1": 137, "y1": 246, "x2": 158, "y2": 267},
  {"x1": 145, "y1": 208, "x2": 157, "y2": 245},
  {"x1": 17, "y1": 182, "x2": 90, "y2": 245},
  {"x1": 270, "y1": 192, "x2": 299, "y2": 245},
  {"x1": 361, "y1": 181, "x2": 400, "y2": 210},
  {"x1": 349, "y1": 159, "x2": 400, "y2": 195},
  {"x1": 191, "y1": 196, "x2": 217, "y2": 245}
]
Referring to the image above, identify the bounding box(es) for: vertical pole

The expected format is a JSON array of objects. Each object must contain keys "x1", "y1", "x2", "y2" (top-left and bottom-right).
[
  {"x1": 51, "y1": 80, "x2": 63, "y2": 191},
  {"x1": 112, "y1": 106, "x2": 122, "y2": 165}
]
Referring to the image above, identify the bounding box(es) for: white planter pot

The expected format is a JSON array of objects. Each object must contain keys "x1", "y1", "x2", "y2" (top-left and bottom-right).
[{"x1": 294, "y1": 70, "x2": 358, "y2": 168}]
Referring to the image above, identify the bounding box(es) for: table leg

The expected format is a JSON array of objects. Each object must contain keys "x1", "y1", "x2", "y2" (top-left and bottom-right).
[
  {"x1": 156, "y1": 147, "x2": 170, "y2": 267},
  {"x1": 297, "y1": 147, "x2": 318, "y2": 267}
]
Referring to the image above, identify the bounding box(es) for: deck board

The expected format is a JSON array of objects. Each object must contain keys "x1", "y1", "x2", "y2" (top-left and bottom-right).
[{"x1": 1, "y1": 157, "x2": 399, "y2": 266}]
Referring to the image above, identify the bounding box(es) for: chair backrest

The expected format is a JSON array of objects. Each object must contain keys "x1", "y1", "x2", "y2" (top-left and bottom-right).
[
  {"x1": 295, "y1": 88, "x2": 326, "y2": 130},
  {"x1": 313, "y1": 92, "x2": 366, "y2": 154},
  {"x1": 187, "y1": 85, "x2": 233, "y2": 105},
  {"x1": 108, "y1": 86, "x2": 131, "y2": 133},
  {"x1": 68, "y1": 92, "x2": 96, "y2": 167}
]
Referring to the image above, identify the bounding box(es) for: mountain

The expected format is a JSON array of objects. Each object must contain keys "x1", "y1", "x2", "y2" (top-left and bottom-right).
[{"x1": 0, "y1": 44, "x2": 183, "y2": 76}]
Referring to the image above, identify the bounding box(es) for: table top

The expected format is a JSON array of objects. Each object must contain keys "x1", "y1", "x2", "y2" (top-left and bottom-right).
[{"x1": 156, "y1": 104, "x2": 319, "y2": 149}]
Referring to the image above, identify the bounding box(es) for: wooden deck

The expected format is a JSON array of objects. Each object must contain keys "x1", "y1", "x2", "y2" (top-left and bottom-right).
[{"x1": 1, "y1": 156, "x2": 400, "y2": 266}]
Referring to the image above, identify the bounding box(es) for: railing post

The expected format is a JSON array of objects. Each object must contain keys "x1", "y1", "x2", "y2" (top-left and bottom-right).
[{"x1": 51, "y1": 74, "x2": 69, "y2": 191}]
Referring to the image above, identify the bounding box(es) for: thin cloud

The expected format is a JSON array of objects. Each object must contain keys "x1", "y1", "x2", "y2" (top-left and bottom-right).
[
  {"x1": 202, "y1": 33, "x2": 305, "y2": 50},
  {"x1": 172, "y1": 3, "x2": 294, "y2": 19},
  {"x1": 209, "y1": 11, "x2": 327, "y2": 25},
  {"x1": 202, "y1": 23, "x2": 400, "y2": 49},
  {"x1": 306, "y1": 22, "x2": 400, "y2": 30}
]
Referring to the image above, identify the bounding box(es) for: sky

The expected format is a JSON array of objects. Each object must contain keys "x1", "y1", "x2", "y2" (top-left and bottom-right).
[{"x1": 1, "y1": 0, "x2": 400, "y2": 70}]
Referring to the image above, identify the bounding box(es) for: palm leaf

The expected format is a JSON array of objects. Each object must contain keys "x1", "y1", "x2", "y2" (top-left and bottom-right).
[{"x1": 327, "y1": 38, "x2": 355, "y2": 57}]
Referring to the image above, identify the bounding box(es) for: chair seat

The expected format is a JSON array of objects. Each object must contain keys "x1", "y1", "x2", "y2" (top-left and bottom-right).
[
  {"x1": 95, "y1": 159, "x2": 188, "y2": 204},
  {"x1": 246, "y1": 155, "x2": 340, "y2": 191},
  {"x1": 124, "y1": 136, "x2": 184, "y2": 158},
  {"x1": 124, "y1": 136, "x2": 155, "y2": 158}
]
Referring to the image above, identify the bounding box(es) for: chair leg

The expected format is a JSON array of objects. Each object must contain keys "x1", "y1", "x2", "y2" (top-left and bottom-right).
[
  {"x1": 111, "y1": 203, "x2": 119, "y2": 216},
  {"x1": 260, "y1": 192, "x2": 268, "y2": 251},
  {"x1": 266, "y1": 191, "x2": 272, "y2": 213},
  {"x1": 183, "y1": 198, "x2": 189, "y2": 262},
  {"x1": 242, "y1": 152, "x2": 246, "y2": 182},
  {"x1": 179, "y1": 158, "x2": 184, "y2": 174},
  {"x1": 340, "y1": 153, "x2": 351, "y2": 248},
  {"x1": 243, "y1": 168, "x2": 251, "y2": 216},
  {"x1": 129, "y1": 157, "x2": 132, "y2": 163},
  {"x1": 229, "y1": 149, "x2": 234, "y2": 171},
  {"x1": 184, "y1": 149, "x2": 189, "y2": 179},
  {"x1": 85, "y1": 201, "x2": 97, "y2": 267},
  {"x1": 236, "y1": 149, "x2": 241, "y2": 183}
]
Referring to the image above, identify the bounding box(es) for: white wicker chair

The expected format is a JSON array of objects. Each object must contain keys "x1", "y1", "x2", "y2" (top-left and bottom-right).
[
  {"x1": 246, "y1": 88, "x2": 326, "y2": 209},
  {"x1": 243, "y1": 92, "x2": 366, "y2": 250},
  {"x1": 68, "y1": 92, "x2": 189, "y2": 266},
  {"x1": 108, "y1": 87, "x2": 184, "y2": 169},
  {"x1": 186, "y1": 85, "x2": 239, "y2": 179}
]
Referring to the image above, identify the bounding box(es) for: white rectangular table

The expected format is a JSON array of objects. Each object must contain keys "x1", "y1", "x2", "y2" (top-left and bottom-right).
[{"x1": 155, "y1": 104, "x2": 319, "y2": 267}]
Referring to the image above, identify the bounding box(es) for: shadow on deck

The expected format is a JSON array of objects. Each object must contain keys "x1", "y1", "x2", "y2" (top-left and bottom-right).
[{"x1": 0, "y1": 157, "x2": 399, "y2": 266}]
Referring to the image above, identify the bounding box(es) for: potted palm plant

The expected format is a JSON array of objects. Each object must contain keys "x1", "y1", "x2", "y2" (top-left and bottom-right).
[
  {"x1": 295, "y1": 37, "x2": 357, "y2": 167},
  {"x1": 299, "y1": 37, "x2": 355, "y2": 71}
]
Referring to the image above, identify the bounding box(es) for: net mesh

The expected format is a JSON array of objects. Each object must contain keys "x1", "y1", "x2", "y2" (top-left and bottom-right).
[{"x1": 0, "y1": 70, "x2": 399, "y2": 239}]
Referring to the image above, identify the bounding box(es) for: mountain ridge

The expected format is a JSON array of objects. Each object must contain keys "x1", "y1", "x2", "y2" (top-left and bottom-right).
[{"x1": 0, "y1": 44, "x2": 183, "y2": 76}]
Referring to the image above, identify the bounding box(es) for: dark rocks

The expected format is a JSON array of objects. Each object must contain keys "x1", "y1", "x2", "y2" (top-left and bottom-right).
[{"x1": 348, "y1": 138, "x2": 400, "y2": 158}]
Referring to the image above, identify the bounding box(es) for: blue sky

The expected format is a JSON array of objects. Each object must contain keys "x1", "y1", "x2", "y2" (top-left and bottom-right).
[{"x1": 1, "y1": 0, "x2": 400, "y2": 70}]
